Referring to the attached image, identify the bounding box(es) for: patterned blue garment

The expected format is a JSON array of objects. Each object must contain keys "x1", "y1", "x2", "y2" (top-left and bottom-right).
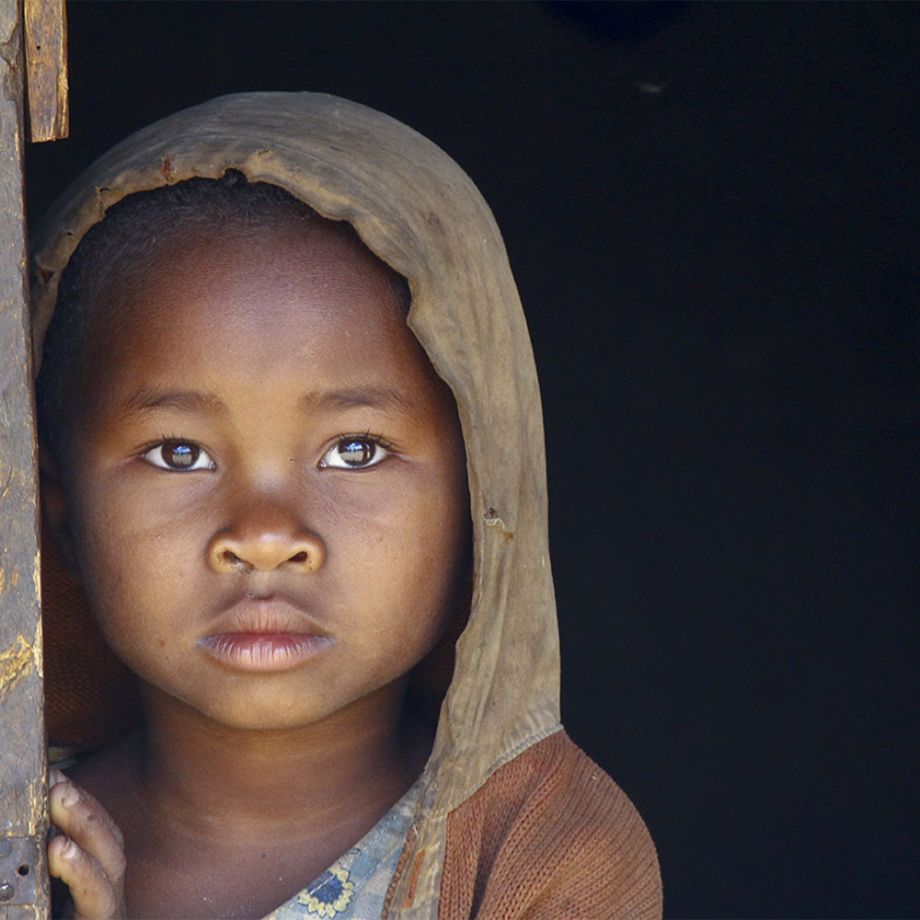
[{"x1": 263, "y1": 779, "x2": 422, "y2": 920}]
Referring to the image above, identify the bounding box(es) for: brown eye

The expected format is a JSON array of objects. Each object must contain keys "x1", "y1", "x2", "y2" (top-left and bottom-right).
[
  {"x1": 142, "y1": 440, "x2": 215, "y2": 472},
  {"x1": 319, "y1": 436, "x2": 390, "y2": 470},
  {"x1": 338, "y1": 438, "x2": 376, "y2": 466},
  {"x1": 163, "y1": 442, "x2": 198, "y2": 468}
]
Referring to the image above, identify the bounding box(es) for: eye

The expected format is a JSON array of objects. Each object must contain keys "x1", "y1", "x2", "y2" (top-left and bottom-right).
[
  {"x1": 142, "y1": 440, "x2": 216, "y2": 472},
  {"x1": 319, "y1": 435, "x2": 391, "y2": 470}
]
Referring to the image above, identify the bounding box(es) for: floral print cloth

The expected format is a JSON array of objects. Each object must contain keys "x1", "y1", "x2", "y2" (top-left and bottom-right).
[{"x1": 263, "y1": 779, "x2": 422, "y2": 920}]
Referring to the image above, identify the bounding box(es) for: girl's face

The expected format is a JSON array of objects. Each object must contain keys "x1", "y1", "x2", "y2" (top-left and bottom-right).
[{"x1": 48, "y1": 221, "x2": 470, "y2": 731}]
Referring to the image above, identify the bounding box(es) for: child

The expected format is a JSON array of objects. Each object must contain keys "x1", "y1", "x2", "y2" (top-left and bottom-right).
[{"x1": 32, "y1": 92, "x2": 661, "y2": 918}]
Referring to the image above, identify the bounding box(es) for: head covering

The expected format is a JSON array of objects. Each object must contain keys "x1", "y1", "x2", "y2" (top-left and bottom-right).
[{"x1": 32, "y1": 92, "x2": 566, "y2": 912}]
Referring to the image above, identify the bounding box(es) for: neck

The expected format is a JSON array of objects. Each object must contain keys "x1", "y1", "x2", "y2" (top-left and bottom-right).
[{"x1": 131, "y1": 680, "x2": 428, "y2": 844}]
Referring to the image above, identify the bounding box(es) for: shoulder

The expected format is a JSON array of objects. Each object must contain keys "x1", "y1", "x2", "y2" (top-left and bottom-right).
[{"x1": 441, "y1": 731, "x2": 662, "y2": 919}]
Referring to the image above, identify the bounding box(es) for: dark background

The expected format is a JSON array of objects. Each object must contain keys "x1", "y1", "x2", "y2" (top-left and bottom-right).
[{"x1": 25, "y1": 2, "x2": 919, "y2": 917}]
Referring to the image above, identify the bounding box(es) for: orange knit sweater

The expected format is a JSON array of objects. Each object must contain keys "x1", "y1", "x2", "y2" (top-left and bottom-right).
[{"x1": 413, "y1": 732, "x2": 661, "y2": 918}]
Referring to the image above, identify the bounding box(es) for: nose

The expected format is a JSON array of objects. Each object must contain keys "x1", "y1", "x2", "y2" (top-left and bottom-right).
[{"x1": 206, "y1": 501, "x2": 326, "y2": 574}]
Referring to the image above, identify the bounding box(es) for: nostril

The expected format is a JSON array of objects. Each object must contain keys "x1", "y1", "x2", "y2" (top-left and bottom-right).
[{"x1": 208, "y1": 536, "x2": 323, "y2": 573}]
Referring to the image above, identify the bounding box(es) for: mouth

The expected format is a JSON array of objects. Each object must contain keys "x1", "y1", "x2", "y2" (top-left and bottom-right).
[{"x1": 199, "y1": 596, "x2": 333, "y2": 673}]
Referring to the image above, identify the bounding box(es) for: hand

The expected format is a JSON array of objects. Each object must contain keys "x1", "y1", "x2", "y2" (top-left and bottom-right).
[{"x1": 48, "y1": 769, "x2": 127, "y2": 919}]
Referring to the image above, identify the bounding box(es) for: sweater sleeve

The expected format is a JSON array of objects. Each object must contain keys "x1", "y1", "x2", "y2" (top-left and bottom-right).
[{"x1": 440, "y1": 732, "x2": 662, "y2": 919}]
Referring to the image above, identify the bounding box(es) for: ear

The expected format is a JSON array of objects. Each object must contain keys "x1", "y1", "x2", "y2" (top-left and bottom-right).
[{"x1": 39, "y1": 443, "x2": 82, "y2": 583}]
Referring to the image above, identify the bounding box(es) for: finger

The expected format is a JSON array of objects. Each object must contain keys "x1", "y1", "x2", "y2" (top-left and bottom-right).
[
  {"x1": 60, "y1": 782, "x2": 125, "y2": 852},
  {"x1": 47, "y1": 769, "x2": 67, "y2": 841},
  {"x1": 49, "y1": 780, "x2": 126, "y2": 885},
  {"x1": 49, "y1": 777, "x2": 124, "y2": 849},
  {"x1": 48, "y1": 834, "x2": 120, "y2": 919}
]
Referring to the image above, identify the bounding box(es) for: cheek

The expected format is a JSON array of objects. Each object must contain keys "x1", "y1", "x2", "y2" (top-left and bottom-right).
[
  {"x1": 349, "y1": 472, "x2": 468, "y2": 637},
  {"x1": 68, "y1": 479, "x2": 195, "y2": 633},
  {"x1": 320, "y1": 479, "x2": 457, "y2": 616}
]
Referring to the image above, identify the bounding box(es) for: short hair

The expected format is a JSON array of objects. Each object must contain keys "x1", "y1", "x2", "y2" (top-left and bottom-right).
[{"x1": 36, "y1": 171, "x2": 408, "y2": 460}]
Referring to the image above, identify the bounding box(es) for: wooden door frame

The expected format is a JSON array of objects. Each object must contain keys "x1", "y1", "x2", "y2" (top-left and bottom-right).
[{"x1": 1, "y1": 1, "x2": 67, "y2": 915}]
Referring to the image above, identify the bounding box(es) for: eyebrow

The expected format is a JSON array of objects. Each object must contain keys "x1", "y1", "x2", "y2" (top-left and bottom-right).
[
  {"x1": 120, "y1": 385, "x2": 414, "y2": 417},
  {"x1": 297, "y1": 386, "x2": 414, "y2": 414},
  {"x1": 120, "y1": 387, "x2": 228, "y2": 417}
]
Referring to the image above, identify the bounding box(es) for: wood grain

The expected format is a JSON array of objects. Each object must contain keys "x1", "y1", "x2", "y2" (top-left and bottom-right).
[
  {"x1": 0, "y1": 1, "x2": 50, "y2": 916},
  {"x1": 23, "y1": 0, "x2": 68, "y2": 142}
]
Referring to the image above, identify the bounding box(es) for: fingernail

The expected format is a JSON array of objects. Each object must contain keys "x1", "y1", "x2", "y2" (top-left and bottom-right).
[
  {"x1": 59, "y1": 784, "x2": 79, "y2": 808},
  {"x1": 49, "y1": 768, "x2": 66, "y2": 787},
  {"x1": 60, "y1": 836, "x2": 76, "y2": 859}
]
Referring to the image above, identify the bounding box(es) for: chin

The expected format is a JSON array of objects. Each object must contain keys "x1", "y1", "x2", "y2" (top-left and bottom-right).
[
  {"x1": 189, "y1": 690, "x2": 337, "y2": 731},
  {"x1": 209, "y1": 709, "x2": 322, "y2": 732}
]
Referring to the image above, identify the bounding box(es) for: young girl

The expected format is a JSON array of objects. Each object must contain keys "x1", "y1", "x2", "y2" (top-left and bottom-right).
[{"x1": 33, "y1": 92, "x2": 661, "y2": 918}]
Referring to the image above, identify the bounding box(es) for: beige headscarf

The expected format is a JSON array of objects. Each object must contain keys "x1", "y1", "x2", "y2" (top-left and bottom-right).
[{"x1": 31, "y1": 92, "x2": 562, "y2": 913}]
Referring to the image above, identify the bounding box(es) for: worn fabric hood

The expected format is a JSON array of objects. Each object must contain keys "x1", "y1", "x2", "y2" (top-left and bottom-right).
[{"x1": 31, "y1": 92, "x2": 562, "y2": 912}]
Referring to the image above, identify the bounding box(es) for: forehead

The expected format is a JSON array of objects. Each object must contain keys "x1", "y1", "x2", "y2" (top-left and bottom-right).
[
  {"x1": 82, "y1": 221, "x2": 448, "y2": 417},
  {"x1": 108, "y1": 215, "x2": 404, "y2": 321}
]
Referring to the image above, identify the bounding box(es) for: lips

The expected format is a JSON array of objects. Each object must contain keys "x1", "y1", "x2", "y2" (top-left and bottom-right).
[{"x1": 198, "y1": 594, "x2": 333, "y2": 673}]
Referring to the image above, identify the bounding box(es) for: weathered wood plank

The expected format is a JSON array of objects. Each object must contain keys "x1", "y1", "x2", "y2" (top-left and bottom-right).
[
  {"x1": 23, "y1": 0, "x2": 67, "y2": 143},
  {"x1": 0, "y1": 1, "x2": 50, "y2": 916}
]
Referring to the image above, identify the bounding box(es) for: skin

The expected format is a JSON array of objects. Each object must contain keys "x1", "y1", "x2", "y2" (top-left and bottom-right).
[{"x1": 43, "y1": 220, "x2": 470, "y2": 918}]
